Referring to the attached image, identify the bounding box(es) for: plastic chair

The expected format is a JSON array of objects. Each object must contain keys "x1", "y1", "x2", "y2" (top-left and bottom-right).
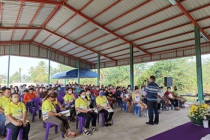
[
  {"x1": 133, "y1": 103, "x2": 138, "y2": 115},
  {"x1": 20, "y1": 94, "x2": 24, "y2": 102},
  {"x1": 57, "y1": 90, "x2": 65, "y2": 97},
  {"x1": 57, "y1": 96, "x2": 65, "y2": 107},
  {"x1": 32, "y1": 97, "x2": 42, "y2": 122},
  {"x1": 98, "y1": 112, "x2": 114, "y2": 127},
  {"x1": 120, "y1": 101, "x2": 128, "y2": 112},
  {"x1": 6, "y1": 128, "x2": 23, "y2": 140},
  {"x1": 44, "y1": 122, "x2": 64, "y2": 140},
  {"x1": 133, "y1": 103, "x2": 141, "y2": 118},
  {"x1": 76, "y1": 116, "x2": 85, "y2": 133},
  {"x1": 161, "y1": 101, "x2": 165, "y2": 111},
  {"x1": 117, "y1": 99, "x2": 122, "y2": 106}
]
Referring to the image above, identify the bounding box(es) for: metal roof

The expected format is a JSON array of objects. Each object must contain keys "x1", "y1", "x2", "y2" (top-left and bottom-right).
[{"x1": 0, "y1": 0, "x2": 209, "y2": 69}]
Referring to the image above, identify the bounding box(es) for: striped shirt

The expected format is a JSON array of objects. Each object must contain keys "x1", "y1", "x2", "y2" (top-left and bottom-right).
[{"x1": 145, "y1": 82, "x2": 159, "y2": 101}]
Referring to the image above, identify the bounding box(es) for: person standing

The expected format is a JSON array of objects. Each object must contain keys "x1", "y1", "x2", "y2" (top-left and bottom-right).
[{"x1": 145, "y1": 76, "x2": 159, "y2": 125}]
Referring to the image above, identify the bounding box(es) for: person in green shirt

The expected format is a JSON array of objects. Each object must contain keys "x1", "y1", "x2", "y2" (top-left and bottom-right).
[{"x1": 173, "y1": 86, "x2": 187, "y2": 108}]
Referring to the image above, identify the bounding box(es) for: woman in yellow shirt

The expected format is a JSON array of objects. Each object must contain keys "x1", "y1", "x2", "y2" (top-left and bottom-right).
[
  {"x1": 96, "y1": 89, "x2": 114, "y2": 127},
  {"x1": 42, "y1": 92, "x2": 78, "y2": 138},
  {"x1": 86, "y1": 89, "x2": 94, "y2": 108},
  {"x1": 0, "y1": 87, "x2": 11, "y2": 138},
  {"x1": 75, "y1": 90, "x2": 97, "y2": 136},
  {"x1": 64, "y1": 88, "x2": 76, "y2": 122},
  {"x1": 5, "y1": 93, "x2": 30, "y2": 140}
]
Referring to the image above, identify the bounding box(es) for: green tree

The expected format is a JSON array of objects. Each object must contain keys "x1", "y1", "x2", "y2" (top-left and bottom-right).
[
  {"x1": 28, "y1": 61, "x2": 48, "y2": 83},
  {"x1": 10, "y1": 68, "x2": 21, "y2": 83}
]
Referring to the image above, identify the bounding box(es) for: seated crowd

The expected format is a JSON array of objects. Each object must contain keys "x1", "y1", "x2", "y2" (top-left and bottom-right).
[{"x1": 0, "y1": 83, "x2": 187, "y2": 139}]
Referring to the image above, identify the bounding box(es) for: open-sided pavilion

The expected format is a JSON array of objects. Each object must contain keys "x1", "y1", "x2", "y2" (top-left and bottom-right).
[{"x1": 0, "y1": 0, "x2": 209, "y2": 102}]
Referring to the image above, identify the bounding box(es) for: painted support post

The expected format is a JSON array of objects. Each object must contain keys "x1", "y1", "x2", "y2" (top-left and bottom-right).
[
  {"x1": 7, "y1": 45, "x2": 11, "y2": 87},
  {"x1": 130, "y1": 45, "x2": 134, "y2": 90},
  {"x1": 78, "y1": 60, "x2": 80, "y2": 84},
  {"x1": 97, "y1": 54, "x2": 100, "y2": 87},
  {"x1": 48, "y1": 50, "x2": 51, "y2": 85},
  {"x1": 194, "y1": 26, "x2": 204, "y2": 103}
]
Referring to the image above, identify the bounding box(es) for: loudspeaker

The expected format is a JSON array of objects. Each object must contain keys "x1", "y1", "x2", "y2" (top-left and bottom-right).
[{"x1": 164, "y1": 77, "x2": 173, "y2": 87}]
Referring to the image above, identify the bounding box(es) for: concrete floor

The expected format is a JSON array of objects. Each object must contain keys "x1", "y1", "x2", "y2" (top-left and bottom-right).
[{"x1": 23, "y1": 107, "x2": 190, "y2": 140}]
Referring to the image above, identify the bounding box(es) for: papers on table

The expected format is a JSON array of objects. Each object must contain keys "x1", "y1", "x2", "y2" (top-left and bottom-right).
[{"x1": 60, "y1": 110, "x2": 70, "y2": 116}]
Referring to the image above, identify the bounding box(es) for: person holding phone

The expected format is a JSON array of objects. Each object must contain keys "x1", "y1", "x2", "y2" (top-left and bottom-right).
[
  {"x1": 42, "y1": 92, "x2": 78, "y2": 138},
  {"x1": 75, "y1": 90, "x2": 97, "y2": 136},
  {"x1": 5, "y1": 93, "x2": 30, "y2": 140}
]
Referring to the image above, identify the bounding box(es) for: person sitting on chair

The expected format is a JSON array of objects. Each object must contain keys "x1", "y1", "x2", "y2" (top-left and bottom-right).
[
  {"x1": 5, "y1": 93, "x2": 30, "y2": 140},
  {"x1": 64, "y1": 88, "x2": 76, "y2": 122},
  {"x1": 121, "y1": 88, "x2": 133, "y2": 113},
  {"x1": 42, "y1": 92, "x2": 78, "y2": 138},
  {"x1": 75, "y1": 90, "x2": 97, "y2": 136},
  {"x1": 139, "y1": 86, "x2": 147, "y2": 104},
  {"x1": 106, "y1": 88, "x2": 116, "y2": 108},
  {"x1": 0, "y1": 87, "x2": 11, "y2": 138},
  {"x1": 132, "y1": 86, "x2": 147, "y2": 111},
  {"x1": 96, "y1": 89, "x2": 114, "y2": 127},
  {"x1": 23, "y1": 88, "x2": 36, "y2": 108},
  {"x1": 86, "y1": 89, "x2": 94, "y2": 108},
  {"x1": 165, "y1": 87, "x2": 180, "y2": 111},
  {"x1": 157, "y1": 87, "x2": 169, "y2": 110},
  {"x1": 173, "y1": 86, "x2": 187, "y2": 108},
  {"x1": 114, "y1": 87, "x2": 122, "y2": 105}
]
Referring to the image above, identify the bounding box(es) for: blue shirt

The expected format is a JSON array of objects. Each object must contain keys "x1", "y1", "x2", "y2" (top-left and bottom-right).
[{"x1": 145, "y1": 82, "x2": 159, "y2": 101}]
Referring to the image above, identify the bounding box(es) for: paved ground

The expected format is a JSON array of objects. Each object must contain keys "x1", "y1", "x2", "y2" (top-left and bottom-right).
[{"x1": 24, "y1": 107, "x2": 190, "y2": 140}]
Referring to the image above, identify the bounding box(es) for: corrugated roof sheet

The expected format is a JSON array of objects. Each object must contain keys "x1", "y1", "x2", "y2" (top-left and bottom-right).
[
  {"x1": 46, "y1": 7, "x2": 75, "y2": 31},
  {"x1": 0, "y1": 0, "x2": 209, "y2": 68},
  {"x1": 2, "y1": 1, "x2": 21, "y2": 26},
  {"x1": 33, "y1": 4, "x2": 56, "y2": 27},
  {"x1": 18, "y1": 2, "x2": 40, "y2": 27}
]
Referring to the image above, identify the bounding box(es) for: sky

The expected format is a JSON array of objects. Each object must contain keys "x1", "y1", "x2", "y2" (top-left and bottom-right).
[
  {"x1": 0, "y1": 54, "x2": 210, "y2": 76},
  {"x1": 0, "y1": 56, "x2": 59, "y2": 76}
]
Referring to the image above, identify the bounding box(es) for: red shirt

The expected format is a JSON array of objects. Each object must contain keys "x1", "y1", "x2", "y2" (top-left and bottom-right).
[
  {"x1": 93, "y1": 90, "x2": 99, "y2": 97},
  {"x1": 164, "y1": 91, "x2": 174, "y2": 97},
  {"x1": 23, "y1": 93, "x2": 36, "y2": 104}
]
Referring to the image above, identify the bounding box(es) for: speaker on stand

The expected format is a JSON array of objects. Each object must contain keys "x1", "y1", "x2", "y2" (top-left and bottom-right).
[{"x1": 164, "y1": 77, "x2": 173, "y2": 87}]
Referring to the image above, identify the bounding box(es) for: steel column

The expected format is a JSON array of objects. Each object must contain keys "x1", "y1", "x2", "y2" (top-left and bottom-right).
[
  {"x1": 48, "y1": 50, "x2": 51, "y2": 85},
  {"x1": 195, "y1": 26, "x2": 204, "y2": 102},
  {"x1": 7, "y1": 45, "x2": 11, "y2": 87},
  {"x1": 97, "y1": 54, "x2": 100, "y2": 87},
  {"x1": 77, "y1": 60, "x2": 80, "y2": 84},
  {"x1": 130, "y1": 45, "x2": 134, "y2": 90}
]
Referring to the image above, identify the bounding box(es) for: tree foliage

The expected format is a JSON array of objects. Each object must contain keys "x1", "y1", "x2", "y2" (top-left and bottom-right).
[{"x1": 5, "y1": 56, "x2": 210, "y2": 94}]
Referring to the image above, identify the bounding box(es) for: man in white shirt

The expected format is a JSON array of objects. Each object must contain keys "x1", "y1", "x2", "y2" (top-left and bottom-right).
[
  {"x1": 139, "y1": 86, "x2": 147, "y2": 104},
  {"x1": 158, "y1": 86, "x2": 169, "y2": 110}
]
